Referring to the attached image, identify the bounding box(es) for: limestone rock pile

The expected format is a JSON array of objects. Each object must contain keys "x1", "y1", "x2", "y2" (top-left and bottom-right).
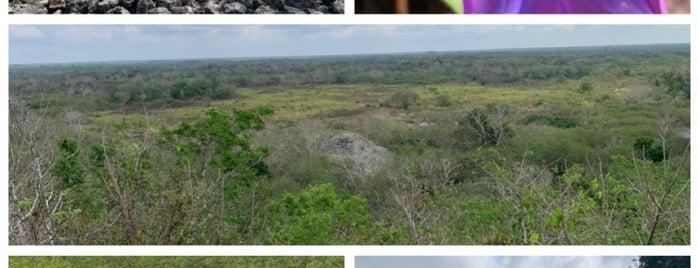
[{"x1": 9, "y1": 0, "x2": 344, "y2": 14}]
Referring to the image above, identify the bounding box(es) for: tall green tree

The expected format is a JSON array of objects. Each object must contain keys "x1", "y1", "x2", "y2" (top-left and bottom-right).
[{"x1": 638, "y1": 256, "x2": 690, "y2": 268}]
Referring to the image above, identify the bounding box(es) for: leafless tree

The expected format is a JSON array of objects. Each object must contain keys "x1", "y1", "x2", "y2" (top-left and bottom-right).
[{"x1": 9, "y1": 99, "x2": 64, "y2": 244}]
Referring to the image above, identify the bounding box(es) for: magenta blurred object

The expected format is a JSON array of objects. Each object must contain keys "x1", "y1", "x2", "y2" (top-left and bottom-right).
[{"x1": 462, "y1": 0, "x2": 667, "y2": 13}]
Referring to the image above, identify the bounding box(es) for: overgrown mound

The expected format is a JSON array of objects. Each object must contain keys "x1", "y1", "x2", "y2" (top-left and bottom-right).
[
  {"x1": 321, "y1": 132, "x2": 391, "y2": 177},
  {"x1": 321, "y1": 133, "x2": 388, "y2": 158}
]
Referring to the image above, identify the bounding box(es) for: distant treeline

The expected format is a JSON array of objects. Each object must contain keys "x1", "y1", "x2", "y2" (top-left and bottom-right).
[{"x1": 10, "y1": 44, "x2": 689, "y2": 112}]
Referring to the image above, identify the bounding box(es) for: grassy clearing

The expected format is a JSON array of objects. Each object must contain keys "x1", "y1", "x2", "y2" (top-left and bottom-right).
[{"x1": 87, "y1": 81, "x2": 685, "y2": 135}]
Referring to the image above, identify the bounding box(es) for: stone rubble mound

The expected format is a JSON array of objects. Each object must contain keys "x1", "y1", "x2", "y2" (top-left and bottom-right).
[
  {"x1": 320, "y1": 132, "x2": 391, "y2": 176},
  {"x1": 9, "y1": 0, "x2": 344, "y2": 14},
  {"x1": 321, "y1": 132, "x2": 388, "y2": 158}
]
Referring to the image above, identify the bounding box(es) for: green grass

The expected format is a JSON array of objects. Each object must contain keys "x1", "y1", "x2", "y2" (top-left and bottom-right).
[{"x1": 85, "y1": 83, "x2": 687, "y2": 150}]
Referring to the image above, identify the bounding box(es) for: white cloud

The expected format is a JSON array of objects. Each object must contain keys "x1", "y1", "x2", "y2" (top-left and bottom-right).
[
  {"x1": 303, "y1": 25, "x2": 457, "y2": 41},
  {"x1": 51, "y1": 26, "x2": 114, "y2": 44},
  {"x1": 9, "y1": 25, "x2": 45, "y2": 39},
  {"x1": 230, "y1": 25, "x2": 281, "y2": 42},
  {"x1": 543, "y1": 256, "x2": 637, "y2": 268},
  {"x1": 356, "y1": 256, "x2": 638, "y2": 268},
  {"x1": 122, "y1": 25, "x2": 141, "y2": 35},
  {"x1": 456, "y1": 256, "x2": 499, "y2": 267},
  {"x1": 504, "y1": 256, "x2": 546, "y2": 268}
]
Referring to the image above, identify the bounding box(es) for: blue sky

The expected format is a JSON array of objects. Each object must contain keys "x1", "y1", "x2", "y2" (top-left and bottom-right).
[
  {"x1": 9, "y1": 25, "x2": 689, "y2": 65},
  {"x1": 355, "y1": 256, "x2": 639, "y2": 268}
]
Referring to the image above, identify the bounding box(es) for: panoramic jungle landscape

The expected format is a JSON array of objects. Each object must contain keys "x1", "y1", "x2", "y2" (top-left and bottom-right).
[{"x1": 8, "y1": 25, "x2": 690, "y2": 245}]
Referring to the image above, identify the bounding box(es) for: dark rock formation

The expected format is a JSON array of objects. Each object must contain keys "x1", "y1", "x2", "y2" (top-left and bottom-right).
[
  {"x1": 9, "y1": 0, "x2": 343, "y2": 13},
  {"x1": 135, "y1": 0, "x2": 155, "y2": 13}
]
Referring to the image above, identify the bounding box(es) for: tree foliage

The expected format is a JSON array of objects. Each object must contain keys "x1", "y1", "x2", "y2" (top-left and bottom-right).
[
  {"x1": 263, "y1": 183, "x2": 378, "y2": 244},
  {"x1": 459, "y1": 105, "x2": 512, "y2": 146},
  {"x1": 656, "y1": 70, "x2": 690, "y2": 99},
  {"x1": 637, "y1": 256, "x2": 690, "y2": 268},
  {"x1": 9, "y1": 256, "x2": 344, "y2": 268},
  {"x1": 384, "y1": 91, "x2": 420, "y2": 110},
  {"x1": 8, "y1": 44, "x2": 690, "y2": 246}
]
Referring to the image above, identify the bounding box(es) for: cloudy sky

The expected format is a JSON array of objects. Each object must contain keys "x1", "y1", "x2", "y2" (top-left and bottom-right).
[
  {"x1": 9, "y1": 25, "x2": 688, "y2": 65},
  {"x1": 355, "y1": 256, "x2": 638, "y2": 268}
]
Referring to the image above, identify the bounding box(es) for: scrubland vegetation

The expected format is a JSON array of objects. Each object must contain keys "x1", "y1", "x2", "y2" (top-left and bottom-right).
[
  {"x1": 9, "y1": 44, "x2": 690, "y2": 245},
  {"x1": 9, "y1": 256, "x2": 342, "y2": 267}
]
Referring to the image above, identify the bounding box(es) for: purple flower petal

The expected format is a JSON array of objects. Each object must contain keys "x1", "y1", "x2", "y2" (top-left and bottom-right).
[{"x1": 462, "y1": 0, "x2": 667, "y2": 14}]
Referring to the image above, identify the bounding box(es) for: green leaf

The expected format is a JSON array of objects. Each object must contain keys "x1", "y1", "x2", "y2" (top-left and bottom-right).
[{"x1": 529, "y1": 233, "x2": 539, "y2": 244}]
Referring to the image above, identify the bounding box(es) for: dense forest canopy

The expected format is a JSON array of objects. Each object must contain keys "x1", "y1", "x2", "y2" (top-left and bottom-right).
[
  {"x1": 9, "y1": 44, "x2": 690, "y2": 245},
  {"x1": 10, "y1": 44, "x2": 689, "y2": 111}
]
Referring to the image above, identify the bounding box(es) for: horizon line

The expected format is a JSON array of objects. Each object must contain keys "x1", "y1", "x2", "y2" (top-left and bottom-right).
[{"x1": 9, "y1": 42, "x2": 689, "y2": 66}]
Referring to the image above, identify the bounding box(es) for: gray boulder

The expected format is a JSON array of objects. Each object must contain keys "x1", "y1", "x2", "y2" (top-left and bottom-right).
[
  {"x1": 48, "y1": 0, "x2": 66, "y2": 10},
  {"x1": 64, "y1": 0, "x2": 89, "y2": 13},
  {"x1": 96, "y1": 0, "x2": 119, "y2": 13},
  {"x1": 235, "y1": 0, "x2": 256, "y2": 9},
  {"x1": 314, "y1": 4, "x2": 327, "y2": 13},
  {"x1": 10, "y1": 4, "x2": 49, "y2": 13},
  {"x1": 170, "y1": 6, "x2": 195, "y2": 13},
  {"x1": 223, "y1": 2, "x2": 246, "y2": 13},
  {"x1": 254, "y1": 4, "x2": 275, "y2": 13},
  {"x1": 283, "y1": 5, "x2": 304, "y2": 13},
  {"x1": 157, "y1": 0, "x2": 180, "y2": 9},
  {"x1": 135, "y1": 0, "x2": 155, "y2": 13},
  {"x1": 105, "y1": 5, "x2": 130, "y2": 12},
  {"x1": 150, "y1": 6, "x2": 171, "y2": 13},
  {"x1": 285, "y1": 0, "x2": 311, "y2": 9},
  {"x1": 331, "y1": 0, "x2": 342, "y2": 13},
  {"x1": 196, "y1": 2, "x2": 222, "y2": 13},
  {"x1": 262, "y1": 0, "x2": 283, "y2": 10}
]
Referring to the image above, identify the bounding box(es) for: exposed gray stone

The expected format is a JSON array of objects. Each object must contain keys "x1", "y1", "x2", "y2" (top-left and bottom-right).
[
  {"x1": 170, "y1": 5, "x2": 194, "y2": 13},
  {"x1": 135, "y1": 0, "x2": 155, "y2": 13},
  {"x1": 149, "y1": 6, "x2": 171, "y2": 13},
  {"x1": 331, "y1": 0, "x2": 342, "y2": 13},
  {"x1": 236, "y1": 0, "x2": 256, "y2": 9},
  {"x1": 157, "y1": 0, "x2": 180, "y2": 9},
  {"x1": 64, "y1": 0, "x2": 89, "y2": 12},
  {"x1": 285, "y1": 0, "x2": 311, "y2": 9},
  {"x1": 97, "y1": 0, "x2": 119, "y2": 13},
  {"x1": 222, "y1": 2, "x2": 245, "y2": 13},
  {"x1": 119, "y1": 0, "x2": 136, "y2": 8},
  {"x1": 254, "y1": 4, "x2": 275, "y2": 13},
  {"x1": 321, "y1": 132, "x2": 392, "y2": 181},
  {"x1": 48, "y1": 0, "x2": 65, "y2": 10},
  {"x1": 262, "y1": 0, "x2": 283, "y2": 9},
  {"x1": 315, "y1": 4, "x2": 327, "y2": 13},
  {"x1": 10, "y1": 0, "x2": 343, "y2": 13},
  {"x1": 87, "y1": 0, "x2": 99, "y2": 12},
  {"x1": 283, "y1": 5, "x2": 304, "y2": 13},
  {"x1": 105, "y1": 5, "x2": 129, "y2": 12},
  {"x1": 196, "y1": 2, "x2": 221, "y2": 13},
  {"x1": 10, "y1": 3, "x2": 49, "y2": 13},
  {"x1": 321, "y1": 133, "x2": 390, "y2": 160}
]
